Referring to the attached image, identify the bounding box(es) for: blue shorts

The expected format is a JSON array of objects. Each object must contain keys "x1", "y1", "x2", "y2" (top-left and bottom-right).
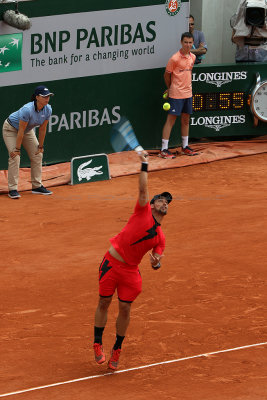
[{"x1": 168, "y1": 97, "x2": 193, "y2": 116}]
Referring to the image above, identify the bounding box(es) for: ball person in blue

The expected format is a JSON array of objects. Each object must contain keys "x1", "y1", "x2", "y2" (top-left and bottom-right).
[{"x1": 2, "y1": 85, "x2": 54, "y2": 199}]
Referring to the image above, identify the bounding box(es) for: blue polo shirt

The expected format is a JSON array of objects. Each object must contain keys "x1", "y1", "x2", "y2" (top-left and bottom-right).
[
  {"x1": 8, "y1": 102, "x2": 52, "y2": 133},
  {"x1": 193, "y1": 30, "x2": 207, "y2": 64}
]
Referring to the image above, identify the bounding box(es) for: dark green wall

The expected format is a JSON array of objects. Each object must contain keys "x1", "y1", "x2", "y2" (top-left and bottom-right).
[{"x1": 0, "y1": 0, "x2": 189, "y2": 18}]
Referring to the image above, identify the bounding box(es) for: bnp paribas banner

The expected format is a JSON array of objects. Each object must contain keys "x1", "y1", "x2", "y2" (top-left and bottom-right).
[
  {"x1": 0, "y1": 1, "x2": 190, "y2": 169},
  {"x1": 0, "y1": 2, "x2": 188, "y2": 86}
]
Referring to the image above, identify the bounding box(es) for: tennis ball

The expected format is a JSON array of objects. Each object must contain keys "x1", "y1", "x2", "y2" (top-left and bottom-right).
[
  {"x1": 163, "y1": 102, "x2": 170, "y2": 111},
  {"x1": 163, "y1": 92, "x2": 168, "y2": 100}
]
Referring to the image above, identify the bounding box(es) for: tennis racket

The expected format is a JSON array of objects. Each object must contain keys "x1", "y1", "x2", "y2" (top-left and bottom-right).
[{"x1": 110, "y1": 116, "x2": 144, "y2": 154}]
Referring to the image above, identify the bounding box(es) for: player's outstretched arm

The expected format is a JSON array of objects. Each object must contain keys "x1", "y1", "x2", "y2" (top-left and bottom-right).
[{"x1": 138, "y1": 151, "x2": 149, "y2": 207}]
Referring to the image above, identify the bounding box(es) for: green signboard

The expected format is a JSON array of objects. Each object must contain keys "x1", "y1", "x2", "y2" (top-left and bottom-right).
[
  {"x1": 0, "y1": 0, "x2": 190, "y2": 170},
  {"x1": 70, "y1": 154, "x2": 110, "y2": 185}
]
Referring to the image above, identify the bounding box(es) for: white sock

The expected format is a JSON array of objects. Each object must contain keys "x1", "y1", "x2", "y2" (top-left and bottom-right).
[
  {"x1": 161, "y1": 139, "x2": 169, "y2": 151},
  {"x1": 182, "y1": 136, "x2": 188, "y2": 149}
]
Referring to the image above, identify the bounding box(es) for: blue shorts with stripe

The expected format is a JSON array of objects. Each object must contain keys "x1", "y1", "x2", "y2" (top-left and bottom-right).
[{"x1": 168, "y1": 97, "x2": 193, "y2": 116}]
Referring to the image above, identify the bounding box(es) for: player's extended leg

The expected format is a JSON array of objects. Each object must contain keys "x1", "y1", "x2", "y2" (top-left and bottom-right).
[
  {"x1": 116, "y1": 300, "x2": 131, "y2": 336},
  {"x1": 93, "y1": 295, "x2": 113, "y2": 364},
  {"x1": 108, "y1": 265, "x2": 141, "y2": 371},
  {"x1": 159, "y1": 114, "x2": 177, "y2": 159},
  {"x1": 95, "y1": 295, "x2": 113, "y2": 327},
  {"x1": 108, "y1": 300, "x2": 132, "y2": 370}
]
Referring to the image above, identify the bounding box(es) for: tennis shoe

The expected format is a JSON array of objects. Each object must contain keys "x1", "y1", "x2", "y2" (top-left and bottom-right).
[
  {"x1": 181, "y1": 146, "x2": 198, "y2": 156},
  {"x1": 158, "y1": 149, "x2": 176, "y2": 159},
  {"x1": 8, "y1": 190, "x2": 21, "y2": 199},
  {"x1": 32, "y1": 185, "x2": 53, "y2": 195},
  {"x1": 93, "y1": 343, "x2": 106, "y2": 364},
  {"x1": 108, "y1": 348, "x2": 121, "y2": 370}
]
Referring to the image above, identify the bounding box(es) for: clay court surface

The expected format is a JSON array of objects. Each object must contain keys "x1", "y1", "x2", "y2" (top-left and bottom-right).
[{"x1": 1, "y1": 153, "x2": 267, "y2": 399}]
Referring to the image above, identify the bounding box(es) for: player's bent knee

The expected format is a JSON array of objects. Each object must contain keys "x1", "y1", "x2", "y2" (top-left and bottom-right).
[
  {"x1": 98, "y1": 295, "x2": 112, "y2": 310},
  {"x1": 118, "y1": 300, "x2": 132, "y2": 318}
]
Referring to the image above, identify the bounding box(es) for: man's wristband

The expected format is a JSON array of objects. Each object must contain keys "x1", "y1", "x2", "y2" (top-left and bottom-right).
[
  {"x1": 15, "y1": 147, "x2": 21, "y2": 151},
  {"x1": 141, "y1": 162, "x2": 148, "y2": 172}
]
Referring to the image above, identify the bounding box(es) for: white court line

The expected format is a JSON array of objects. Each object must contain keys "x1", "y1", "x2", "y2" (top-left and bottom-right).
[{"x1": 1, "y1": 341, "x2": 267, "y2": 398}]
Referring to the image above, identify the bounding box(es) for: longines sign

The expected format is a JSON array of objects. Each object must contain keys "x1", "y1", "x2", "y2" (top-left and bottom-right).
[
  {"x1": 191, "y1": 115, "x2": 246, "y2": 132},
  {"x1": 192, "y1": 71, "x2": 248, "y2": 87}
]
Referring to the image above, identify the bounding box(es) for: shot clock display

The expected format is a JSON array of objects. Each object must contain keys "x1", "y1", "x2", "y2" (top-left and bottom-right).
[
  {"x1": 192, "y1": 91, "x2": 245, "y2": 112},
  {"x1": 186, "y1": 66, "x2": 267, "y2": 139}
]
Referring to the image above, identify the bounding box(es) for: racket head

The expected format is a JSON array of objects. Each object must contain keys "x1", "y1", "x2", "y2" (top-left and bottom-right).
[{"x1": 110, "y1": 116, "x2": 140, "y2": 153}]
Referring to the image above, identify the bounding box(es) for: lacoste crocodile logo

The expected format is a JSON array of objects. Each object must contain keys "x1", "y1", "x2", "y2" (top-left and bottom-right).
[{"x1": 77, "y1": 159, "x2": 103, "y2": 181}]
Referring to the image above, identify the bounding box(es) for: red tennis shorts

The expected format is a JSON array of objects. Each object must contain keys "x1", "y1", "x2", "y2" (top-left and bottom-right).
[{"x1": 98, "y1": 251, "x2": 142, "y2": 302}]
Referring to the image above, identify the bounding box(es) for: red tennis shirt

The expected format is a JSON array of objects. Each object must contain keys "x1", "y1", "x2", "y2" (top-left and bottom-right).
[{"x1": 110, "y1": 200, "x2": 165, "y2": 267}]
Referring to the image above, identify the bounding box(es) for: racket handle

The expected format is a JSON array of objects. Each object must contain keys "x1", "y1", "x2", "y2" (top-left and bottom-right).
[{"x1": 135, "y1": 145, "x2": 144, "y2": 155}]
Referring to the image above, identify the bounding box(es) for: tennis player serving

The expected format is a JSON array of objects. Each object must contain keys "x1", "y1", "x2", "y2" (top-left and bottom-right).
[{"x1": 93, "y1": 151, "x2": 172, "y2": 370}]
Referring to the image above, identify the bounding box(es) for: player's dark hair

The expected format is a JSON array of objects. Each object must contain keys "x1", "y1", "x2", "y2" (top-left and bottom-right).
[
  {"x1": 181, "y1": 32, "x2": 194, "y2": 41},
  {"x1": 189, "y1": 14, "x2": 194, "y2": 20}
]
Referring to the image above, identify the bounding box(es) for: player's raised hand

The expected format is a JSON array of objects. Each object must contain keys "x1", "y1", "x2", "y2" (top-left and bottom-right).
[{"x1": 139, "y1": 151, "x2": 149, "y2": 163}]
